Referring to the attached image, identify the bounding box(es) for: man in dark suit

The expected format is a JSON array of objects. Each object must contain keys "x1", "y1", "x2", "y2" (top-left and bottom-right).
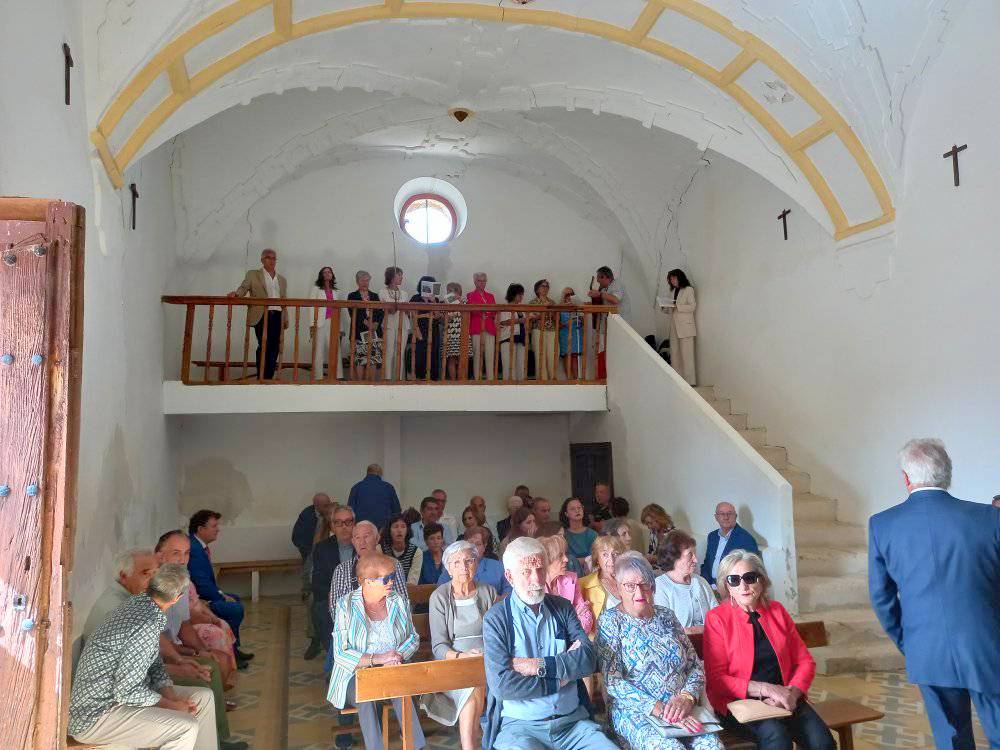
[
  {"x1": 700, "y1": 501, "x2": 759, "y2": 587},
  {"x1": 291, "y1": 492, "x2": 333, "y2": 562},
  {"x1": 347, "y1": 463, "x2": 400, "y2": 533},
  {"x1": 304, "y1": 505, "x2": 356, "y2": 660},
  {"x1": 187, "y1": 509, "x2": 254, "y2": 666},
  {"x1": 869, "y1": 439, "x2": 999, "y2": 749}
]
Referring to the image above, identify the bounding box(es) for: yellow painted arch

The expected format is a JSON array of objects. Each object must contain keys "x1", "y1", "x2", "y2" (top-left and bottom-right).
[{"x1": 90, "y1": 0, "x2": 895, "y2": 240}]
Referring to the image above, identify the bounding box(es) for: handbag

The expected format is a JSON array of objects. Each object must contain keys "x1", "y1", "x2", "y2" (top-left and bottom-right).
[{"x1": 726, "y1": 699, "x2": 792, "y2": 723}]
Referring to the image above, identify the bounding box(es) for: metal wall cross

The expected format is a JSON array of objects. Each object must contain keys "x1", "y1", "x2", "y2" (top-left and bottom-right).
[
  {"x1": 62, "y1": 44, "x2": 73, "y2": 106},
  {"x1": 943, "y1": 144, "x2": 968, "y2": 187},
  {"x1": 129, "y1": 184, "x2": 139, "y2": 230},
  {"x1": 777, "y1": 208, "x2": 791, "y2": 240}
]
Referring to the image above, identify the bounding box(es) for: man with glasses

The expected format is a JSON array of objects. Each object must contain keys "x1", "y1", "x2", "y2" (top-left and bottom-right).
[
  {"x1": 700, "y1": 502, "x2": 759, "y2": 589},
  {"x1": 329, "y1": 520, "x2": 409, "y2": 611},
  {"x1": 305, "y1": 505, "x2": 356, "y2": 659}
]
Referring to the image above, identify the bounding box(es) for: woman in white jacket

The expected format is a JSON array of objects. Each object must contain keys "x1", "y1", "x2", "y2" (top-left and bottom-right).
[
  {"x1": 663, "y1": 269, "x2": 697, "y2": 385},
  {"x1": 308, "y1": 266, "x2": 345, "y2": 380}
]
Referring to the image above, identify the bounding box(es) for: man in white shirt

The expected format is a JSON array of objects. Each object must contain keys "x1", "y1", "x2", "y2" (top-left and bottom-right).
[
  {"x1": 411, "y1": 496, "x2": 456, "y2": 551},
  {"x1": 432, "y1": 488, "x2": 459, "y2": 542},
  {"x1": 228, "y1": 248, "x2": 288, "y2": 380},
  {"x1": 589, "y1": 265, "x2": 630, "y2": 379}
]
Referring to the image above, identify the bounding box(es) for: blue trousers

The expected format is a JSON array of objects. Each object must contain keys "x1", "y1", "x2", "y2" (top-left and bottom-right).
[
  {"x1": 920, "y1": 685, "x2": 1000, "y2": 750},
  {"x1": 209, "y1": 594, "x2": 244, "y2": 646},
  {"x1": 495, "y1": 705, "x2": 618, "y2": 750}
]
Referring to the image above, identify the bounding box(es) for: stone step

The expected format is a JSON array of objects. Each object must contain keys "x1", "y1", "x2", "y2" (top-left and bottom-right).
[
  {"x1": 707, "y1": 398, "x2": 732, "y2": 417},
  {"x1": 724, "y1": 412, "x2": 749, "y2": 430},
  {"x1": 779, "y1": 466, "x2": 811, "y2": 492},
  {"x1": 797, "y1": 545, "x2": 868, "y2": 577},
  {"x1": 694, "y1": 385, "x2": 716, "y2": 400},
  {"x1": 793, "y1": 492, "x2": 838, "y2": 522},
  {"x1": 797, "y1": 574, "x2": 869, "y2": 611},
  {"x1": 811, "y1": 641, "x2": 905, "y2": 675},
  {"x1": 737, "y1": 427, "x2": 768, "y2": 448},
  {"x1": 756, "y1": 445, "x2": 788, "y2": 470},
  {"x1": 799, "y1": 607, "x2": 889, "y2": 648},
  {"x1": 795, "y1": 520, "x2": 866, "y2": 548}
]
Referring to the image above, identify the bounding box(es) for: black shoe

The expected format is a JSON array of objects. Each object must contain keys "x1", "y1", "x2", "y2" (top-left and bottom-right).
[
  {"x1": 235, "y1": 649, "x2": 255, "y2": 661},
  {"x1": 236, "y1": 659, "x2": 250, "y2": 671},
  {"x1": 303, "y1": 639, "x2": 321, "y2": 661},
  {"x1": 221, "y1": 740, "x2": 250, "y2": 750}
]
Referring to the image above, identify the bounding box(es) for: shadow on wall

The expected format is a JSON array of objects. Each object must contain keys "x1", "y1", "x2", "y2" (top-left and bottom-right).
[{"x1": 178, "y1": 457, "x2": 254, "y2": 522}]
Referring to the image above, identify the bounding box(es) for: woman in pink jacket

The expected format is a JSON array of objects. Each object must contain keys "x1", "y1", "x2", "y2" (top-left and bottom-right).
[{"x1": 538, "y1": 534, "x2": 595, "y2": 635}]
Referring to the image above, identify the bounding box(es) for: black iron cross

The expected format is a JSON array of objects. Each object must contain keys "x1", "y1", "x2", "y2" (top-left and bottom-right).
[
  {"x1": 942, "y1": 144, "x2": 968, "y2": 187},
  {"x1": 62, "y1": 44, "x2": 74, "y2": 105},
  {"x1": 129, "y1": 183, "x2": 139, "y2": 230},
  {"x1": 777, "y1": 208, "x2": 791, "y2": 240}
]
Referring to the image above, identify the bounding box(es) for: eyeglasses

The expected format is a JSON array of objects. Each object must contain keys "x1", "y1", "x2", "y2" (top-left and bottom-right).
[
  {"x1": 332, "y1": 520, "x2": 355, "y2": 527},
  {"x1": 619, "y1": 580, "x2": 652, "y2": 594},
  {"x1": 725, "y1": 572, "x2": 761, "y2": 587},
  {"x1": 364, "y1": 573, "x2": 394, "y2": 586},
  {"x1": 451, "y1": 557, "x2": 477, "y2": 567}
]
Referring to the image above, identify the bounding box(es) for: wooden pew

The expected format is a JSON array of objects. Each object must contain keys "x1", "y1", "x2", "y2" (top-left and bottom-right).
[
  {"x1": 214, "y1": 558, "x2": 302, "y2": 601},
  {"x1": 354, "y1": 620, "x2": 884, "y2": 750},
  {"x1": 406, "y1": 583, "x2": 437, "y2": 607}
]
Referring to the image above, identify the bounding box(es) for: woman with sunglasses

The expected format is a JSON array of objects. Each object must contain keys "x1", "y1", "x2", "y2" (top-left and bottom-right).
[
  {"x1": 420, "y1": 541, "x2": 496, "y2": 750},
  {"x1": 327, "y1": 552, "x2": 426, "y2": 750},
  {"x1": 703, "y1": 551, "x2": 834, "y2": 750}
]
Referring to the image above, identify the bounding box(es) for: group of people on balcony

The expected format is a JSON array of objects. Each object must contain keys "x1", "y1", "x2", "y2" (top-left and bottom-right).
[
  {"x1": 227, "y1": 247, "x2": 701, "y2": 384},
  {"x1": 284, "y1": 463, "x2": 833, "y2": 750}
]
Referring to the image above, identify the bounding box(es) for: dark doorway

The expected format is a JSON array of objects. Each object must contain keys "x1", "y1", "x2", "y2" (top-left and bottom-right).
[{"x1": 569, "y1": 442, "x2": 613, "y2": 508}]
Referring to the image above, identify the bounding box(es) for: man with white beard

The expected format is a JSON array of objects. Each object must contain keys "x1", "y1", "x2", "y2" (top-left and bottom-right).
[{"x1": 481, "y1": 537, "x2": 617, "y2": 750}]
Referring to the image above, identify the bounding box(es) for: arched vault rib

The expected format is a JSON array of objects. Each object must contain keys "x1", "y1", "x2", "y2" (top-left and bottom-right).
[{"x1": 91, "y1": 0, "x2": 895, "y2": 241}]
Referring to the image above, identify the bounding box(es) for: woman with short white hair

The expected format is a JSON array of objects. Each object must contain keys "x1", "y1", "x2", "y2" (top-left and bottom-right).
[
  {"x1": 703, "y1": 551, "x2": 833, "y2": 750},
  {"x1": 421, "y1": 541, "x2": 497, "y2": 750}
]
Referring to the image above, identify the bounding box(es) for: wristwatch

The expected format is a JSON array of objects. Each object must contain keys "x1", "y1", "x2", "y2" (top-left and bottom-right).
[{"x1": 535, "y1": 660, "x2": 547, "y2": 678}]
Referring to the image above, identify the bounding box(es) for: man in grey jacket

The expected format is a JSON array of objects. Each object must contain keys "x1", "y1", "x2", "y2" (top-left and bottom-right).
[{"x1": 482, "y1": 537, "x2": 617, "y2": 750}]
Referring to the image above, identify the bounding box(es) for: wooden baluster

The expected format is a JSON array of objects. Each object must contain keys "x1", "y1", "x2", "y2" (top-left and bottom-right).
[
  {"x1": 275, "y1": 309, "x2": 285, "y2": 380},
  {"x1": 203, "y1": 304, "x2": 215, "y2": 384},
  {"x1": 523, "y1": 314, "x2": 532, "y2": 383},
  {"x1": 411, "y1": 311, "x2": 418, "y2": 381},
  {"x1": 491, "y1": 309, "x2": 499, "y2": 383},
  {"x1": 328, "y1": 303, "x2": 340, "y2": 383},
  {"x1": 349, "y1": 308, "x2": 358, "y2": 380},
  {"x1": 224, "y1": 305, "x2": 233, "y2": 383},
  {"x1": 507, "y1": 314, "x2": 515, "y2": 382},
  {"x1": 599, "y1": 313, "x2": 607, "y2": 382},
  {"x1": 258, "y1": 309, "x2": 269, "y2": 383},
  {"x1": 181, "y1": 304, "x2": 195, "y2": 384},
  {"x1": 366, "y1": 303, "x2": 374, "y2": 381},
  {"x1": 424, "y1": 311, "x2": 433, "y2": 382},
  {"x1": 309, "y1": 307, "x2": 319, "y2": 382},
  {"x1": 581, "y1": 310, "x2": 589, "y2": 382},
  {"x1": 292, "y1": 306, "x2": 301, "y2": 382},
  {"x1": 394, "y1": 304, "x2": 405, "y2": 382},
  {"x1": 458, "y1": 311, "x2": 470, "y2": 382},
  {"x1": 241, "y1": 314, "x2": 251, "y2": 381}
]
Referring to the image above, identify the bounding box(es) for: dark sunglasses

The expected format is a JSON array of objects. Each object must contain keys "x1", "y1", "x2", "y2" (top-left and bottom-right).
[
  {"x1": 725, "y1": 572, "x2": 761, "y2": 587},
  {"x1": 364, "y1": 573, "x2": 394, "y2": 586}
]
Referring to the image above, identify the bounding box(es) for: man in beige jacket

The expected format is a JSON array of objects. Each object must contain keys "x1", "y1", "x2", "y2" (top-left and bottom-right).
[{"x1": 228, "y1": 248, "x2": 288, "y2": 379}]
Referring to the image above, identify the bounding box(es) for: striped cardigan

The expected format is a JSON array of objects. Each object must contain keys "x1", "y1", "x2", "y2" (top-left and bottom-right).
[{"x1": 326, "y1": 589, "x2": 419, "y2": 708}]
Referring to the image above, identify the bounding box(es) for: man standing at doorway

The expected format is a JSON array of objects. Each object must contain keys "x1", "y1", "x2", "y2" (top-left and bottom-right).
[{"x1": 228, "y1": 248, "x2": 288, "y2": 380}]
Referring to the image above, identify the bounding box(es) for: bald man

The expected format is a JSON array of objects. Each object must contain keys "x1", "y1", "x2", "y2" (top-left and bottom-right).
[{"x1": 700, "y1": 502, "x2": 760, "y2": 588}]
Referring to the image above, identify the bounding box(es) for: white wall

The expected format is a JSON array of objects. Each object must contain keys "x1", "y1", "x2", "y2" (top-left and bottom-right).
[
  {"x1": 571, "y1": 317, "x2": 796, "y2": 606},
  {"x1": 667, "y1": 0, "x2": 1000, "y2": 525}
]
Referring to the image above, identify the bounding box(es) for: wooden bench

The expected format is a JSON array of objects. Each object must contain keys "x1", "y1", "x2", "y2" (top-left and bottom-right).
[
  {"x1": 355, "y1": 620, "x2": 883, "y2": 750},
  {"x1": 214, "y1": 558, "x2": 302, "y2": 602},
  {"x1": 406, "y1": 583, "x2": 437, "y2": 607}
]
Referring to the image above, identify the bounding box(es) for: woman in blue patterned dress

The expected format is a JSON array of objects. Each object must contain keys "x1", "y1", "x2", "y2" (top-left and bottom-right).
[{"x1": 597, "y1": 552, "x2": 723, "y2": 750}]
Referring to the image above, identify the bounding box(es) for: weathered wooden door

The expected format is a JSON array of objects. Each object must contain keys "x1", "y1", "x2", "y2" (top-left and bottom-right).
[
  {"x1": 569, "y1": 441, "x2": 614, "y2": 507},
  {"x1": 0, "y1": 198, "x2": 83, "y2": 749}
]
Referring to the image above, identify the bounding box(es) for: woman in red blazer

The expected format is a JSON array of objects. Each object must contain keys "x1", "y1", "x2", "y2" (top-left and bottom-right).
[{"x1": 703, "y1": 551, "x2": 834, "y2": 750}]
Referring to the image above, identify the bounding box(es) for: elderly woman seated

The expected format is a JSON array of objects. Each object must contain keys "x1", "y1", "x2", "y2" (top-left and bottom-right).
[
  {"x1": 420, "y1": 541, "x2": 497, "y2": 750},
  {"x1": 327, "y1": 552, "x2": 425, "y2": 750},
  {"x1": 703, "y1": 551, "x2": 834, "y2": 750},
  {"x1": 539, "y1": 535, "x2": 595, "y2": 636},
  {"x1": 653, "y1": 530, "x2": 718, "y2": 632},
  {"x1": 579, "y1": 535, "x2": 626, "y2": 624},
  {"x1": 596, "y1": 552, "x2": 723, "y2": 750}
]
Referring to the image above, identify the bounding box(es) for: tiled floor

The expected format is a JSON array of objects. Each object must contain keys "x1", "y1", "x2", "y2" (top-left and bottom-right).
[{"x1": 235, "y1": 597, "x2": 988, "y2": 750}]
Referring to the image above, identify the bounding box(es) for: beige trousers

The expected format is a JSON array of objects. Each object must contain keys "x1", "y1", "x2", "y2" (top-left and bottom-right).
[
  {"x1": 670, "y1": 331, "x2": 697, "y2": 385},
  {"x1": 531, "y1": 329, "x2": 557, "y2": 381},
  {"x1": 472, "y1": 332, "x2": 496, "y2": 380},
  {"x1": 71, "y1": 685, "x2": 217, "y2": 750}
]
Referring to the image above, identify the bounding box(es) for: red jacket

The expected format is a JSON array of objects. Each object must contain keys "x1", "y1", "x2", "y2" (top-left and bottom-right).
[{"x1": 702, "y1": 599, "x2": 815, "y2": 714}]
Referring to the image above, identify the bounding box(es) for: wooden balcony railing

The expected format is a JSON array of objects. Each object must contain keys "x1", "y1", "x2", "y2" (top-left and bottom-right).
[{"x1": 162, "y1": 295, "x2": 615, "y2": 385}]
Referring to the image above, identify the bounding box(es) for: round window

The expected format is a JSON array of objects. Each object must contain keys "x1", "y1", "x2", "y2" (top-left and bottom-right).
[{"x1": 400, "y1": 194, "x2": 456, "y2": 244}]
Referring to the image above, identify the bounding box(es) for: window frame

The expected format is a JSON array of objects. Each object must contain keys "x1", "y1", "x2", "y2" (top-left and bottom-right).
[{"x1": 399, "y1": 192, "x2": 458, "y2": 244}]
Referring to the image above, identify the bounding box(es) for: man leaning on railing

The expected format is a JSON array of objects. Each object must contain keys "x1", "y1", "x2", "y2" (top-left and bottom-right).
[{"x1": 227, "y1": 248, "x2": 288, "y2": 380}]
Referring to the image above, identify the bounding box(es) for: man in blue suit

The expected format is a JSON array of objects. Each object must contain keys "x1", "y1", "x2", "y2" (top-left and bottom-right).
[
  {"x1": 700, "y1": 501, "x2": 760, "y2": 587},
  {"x1": 188, "y1": 509, "x2": 255, "y2": 666},
  {"x1": 347, "y1": 463, "x2": 400, "y2": 533},
  {"x1": 869, "y1": 439, "x2": 999, "y2": 749}
]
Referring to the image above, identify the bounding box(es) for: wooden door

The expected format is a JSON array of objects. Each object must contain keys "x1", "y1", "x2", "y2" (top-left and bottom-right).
[
  {"x1": 0, "y1": 198, "x2": 84, "y2": 749},
  {"x1": 569, "y1": 442, "x2": 613, "y2": 509}
]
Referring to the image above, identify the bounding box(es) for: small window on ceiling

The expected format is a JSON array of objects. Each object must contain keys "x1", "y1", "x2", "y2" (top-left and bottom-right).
[{"x1": 400, "y1": 194, "x2": 456, "y2": 245}]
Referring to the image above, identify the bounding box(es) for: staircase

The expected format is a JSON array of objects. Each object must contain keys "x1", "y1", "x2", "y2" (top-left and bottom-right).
[{"x1": 694, "y1": 385, "x2": 904, "y2": 674}]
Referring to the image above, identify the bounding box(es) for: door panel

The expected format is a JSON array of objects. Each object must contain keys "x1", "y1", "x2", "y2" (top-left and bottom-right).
[{"x1": 569, "y1": 442, "x2": 613, "y2": 510}]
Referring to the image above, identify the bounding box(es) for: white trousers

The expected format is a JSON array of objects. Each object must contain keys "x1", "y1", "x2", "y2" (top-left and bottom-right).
[
  {"x1": 71, "y1": 685, "x2": 216, "y2": 750},
  {"x1": 499, "y1": 341, "x2": 525, "y2": 381},
  {"x1": 670, "y1": 332, "x2": 697, "y2": 385},
  {"x1": 383, "y1": 319, "x2": 405, "y2": 381},
  {"x1": 472, "y1": 332, "x2": 496, "y2": 380},
  {"x1": 531, "y1": 329, "x2": 557, "y2": 381},
  {"x1": 311, "y1": 327, "x2": 344, "y2": 381}
]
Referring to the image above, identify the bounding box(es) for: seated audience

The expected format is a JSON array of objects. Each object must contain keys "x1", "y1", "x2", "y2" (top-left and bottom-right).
[
  {"x1": 561, "y1": 497, "x2": 597, "y2": 568},
  {"x1": 411, "y1": 275, "x2": 442, "y2": 381},
  {"x1": 514, "y1": 484, "x2": 533, "y2": 506},
  {"x1": 438, "y1": 525, "x2": 512, "y2": 596},
  {"x1": 610, "y1": 496, "x2": 646, "y2": 552},
  {"x1": 597, "y1": 553, "x2": 721, "y2": 750},
  {"x1": 499, "y1": 506, "x2": 538, "y2": 555},
  {"x1": 482, "y1": 537, "x2": 617, "y2": 750},
  {"x1": 292, "y1": 492, "x2": 334, "y2": 608},
  {"x1": 537, "y1": 521, "x2": 586, "y2": 577},
  {"x1": 496, "y1": 495, "x2": 523, "y2": 543},
  {"x1": 419, "y1": 522, "x2": 447, "y2": 585},
  {"x1": 380, "y1": 512, "x2": 423, "y2": 585},
  {"x1": 347, "y1": 463, "x2": 401, "y2": 533},
  {"x1": 459, "y1": 505, "x2": 484, "y2": 539},
  {"x1": 327, "y1": 553, "x2": 425, "y2": 750},
  {"x1": 602, "y1": 518, "x2": 633, "y2": 550},
  {"x1": 579, "y1": 535, "x2": 626, "y2": 623},
  {"x1": 329, "y1": 520, "x2": 409, "y2": 609},
  {"x1": 468, "y1": 495, "x2": 495, "y2": 537},
  {"x1": 307, "y1": 505, "x2": 356, "y2": 659},
  {"x1": 187, "y1": 510, "x2": 253, "y2": 663},
  {"x1": 412, "y1": 496, "x2": 457, "y2": 550},
  {"x1": 185, "y1": 583, "x2": 239, "y2": 678},
  {"x1": 347, "y1": 270, "x2": 383, "y2": 380},
  {"x1": 532, "y1": 496, "x2": 552, "y2": 525},
  {"x1": 69, "y1": 564, "x2": 225, "y2": 750},
  {"x1": 432, "y1": 488, "x2": 460, "y2": 542},
  {"x1": 590, "y1": 481, "x2": 613, "y2": 532},
  {"x1": 81, "y1": 548, "x2": 159, "y2": 647},
  {"x1": 498, "y1": 283, "x2": 527, "y2": 381},
  {"x1": 640, "y1": 503, "x2": 675, "y2": 566},
  {"x1": 653, "y1": 530, "x2": 718, "y2": 632},
  {"x1": 539, "y1": 535, "x2": 595, "y2": 636},
  {"x1": 421, "y1": 541, "x2": 497, "y2": 750},
  {"x1": 309, "y1": 266, "x2": 345, "y2": 380},
  {"x1": 701, "y1": 502, "x2": 760, "y2": 588},
  {"x1": 703, "y1": 551, "x2": 834, "y2": 750}
]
